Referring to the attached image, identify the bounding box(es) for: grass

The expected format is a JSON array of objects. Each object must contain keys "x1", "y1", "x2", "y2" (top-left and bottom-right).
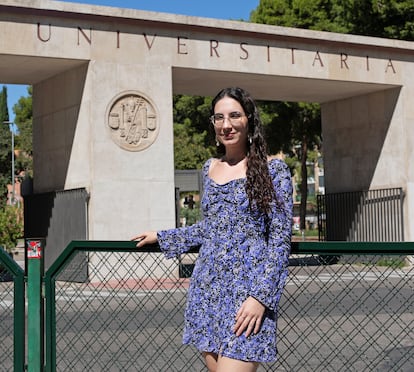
[{"x1": 376, "y1": 257, "x2": 406, "y2": 269}]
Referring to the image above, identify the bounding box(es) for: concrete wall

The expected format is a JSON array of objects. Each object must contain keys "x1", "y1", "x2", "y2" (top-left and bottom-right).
[
  {"x1": 322, "y1": 88, "x2": 403, "y2": 193},
  {"x1": 33, "y1": 63, "x2": 90, "y2": 192},
  {"x1": 322, "y1": 85, "x2": 413, "y2": 239}
]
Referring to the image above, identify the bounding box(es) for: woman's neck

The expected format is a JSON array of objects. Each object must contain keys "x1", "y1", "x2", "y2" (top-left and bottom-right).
[{"x1": 222, "y1": 150, "x2": 247, "y2": 166}]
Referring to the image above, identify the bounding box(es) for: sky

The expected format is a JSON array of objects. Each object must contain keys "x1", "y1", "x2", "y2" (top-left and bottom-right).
[{"x1": 3, "y1": 0, "x2": 259, "y2": 123}]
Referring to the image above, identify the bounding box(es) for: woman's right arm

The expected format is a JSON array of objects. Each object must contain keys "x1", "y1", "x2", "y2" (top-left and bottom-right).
[{"x1": 132, "y1": 219, "x2": 206, "y2": 259}]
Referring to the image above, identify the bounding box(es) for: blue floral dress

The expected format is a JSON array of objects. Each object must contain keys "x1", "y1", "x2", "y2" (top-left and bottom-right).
[{"x1": 157, "y1": 158, "x2": 293, "y2": 363}]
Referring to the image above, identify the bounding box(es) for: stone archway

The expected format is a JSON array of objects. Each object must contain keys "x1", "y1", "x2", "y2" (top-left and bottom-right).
[{"x1": 1, "y1": 0, "x2": 413, "y2": 255}]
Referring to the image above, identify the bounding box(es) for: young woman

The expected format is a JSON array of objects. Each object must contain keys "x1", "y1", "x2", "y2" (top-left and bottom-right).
[{"x1": 133, "y1": 87, "x2": 293, "y2": 372}]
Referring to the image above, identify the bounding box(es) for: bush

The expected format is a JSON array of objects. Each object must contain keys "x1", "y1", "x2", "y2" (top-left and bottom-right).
[
  {"x1": 0, "y1": 205, "x2": 23, "y2": 252},
  {"x1": 180, "y1": 206, "x2": 201, "y2": 226}
]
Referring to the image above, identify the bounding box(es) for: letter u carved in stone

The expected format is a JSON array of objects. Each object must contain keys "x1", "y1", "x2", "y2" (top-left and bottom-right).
[{"x1": 37, "y1": 23, "x2": 51, "y2": 42}]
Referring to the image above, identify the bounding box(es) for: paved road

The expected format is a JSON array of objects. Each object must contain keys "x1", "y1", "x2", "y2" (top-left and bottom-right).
[{"x1": 1, "y1": 262, "x2": 413, "y2": 371}]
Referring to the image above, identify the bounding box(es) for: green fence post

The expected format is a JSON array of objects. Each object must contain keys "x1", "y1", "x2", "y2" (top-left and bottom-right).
[
  {"x1": 0, "y1": 246, "x2": 25, "y2": 371},
  {"x1": 26, "y1": 238, "x2": 45, "y2": 372}
]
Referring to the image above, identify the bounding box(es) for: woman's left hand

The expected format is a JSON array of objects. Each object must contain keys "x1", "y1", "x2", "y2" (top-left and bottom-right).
[{"x1": 233, "y1": 296, "x2": 265, "y2": 337}]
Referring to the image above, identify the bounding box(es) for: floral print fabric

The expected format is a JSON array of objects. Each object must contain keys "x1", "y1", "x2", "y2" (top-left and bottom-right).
[{"x1": 157, "y1": 158, "x2": 293, "y2": 363}]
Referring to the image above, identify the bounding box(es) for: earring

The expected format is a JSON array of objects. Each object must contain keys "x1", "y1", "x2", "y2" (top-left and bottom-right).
[
  {"x1": 216, "y1": 137, "x2": 220, "y2": 147},
  {"x1": 248, "y1": 136, "x2": 253, "y2": 145}
]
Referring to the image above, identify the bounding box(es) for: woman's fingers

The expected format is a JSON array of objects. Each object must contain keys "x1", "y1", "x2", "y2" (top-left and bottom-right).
[
  {"x1": 233, "y1": 296, "x2": 265, "y2": 337},
  {"x1": 131, "y1": 234, "x2": 143, "y2": 242},
  {"x1": 234, "y1": 315, "x2": 261, "y2": 337},
  {"x1": 131, "y1": 235, "x2": 145, "y2": 248},
  {"x1": 132, "y1": 231, "x2": 158, "y2": 247},
  {"x1": 135, "y1": 237, "x2": 146, "y2": 248}
]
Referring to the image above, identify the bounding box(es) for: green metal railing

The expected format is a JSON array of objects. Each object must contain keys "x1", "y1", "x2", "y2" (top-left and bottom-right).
[
  {"x1": 43, "y1": 241, "x2": 157, "y2": 372},
  {"x1": 43, "y1": 241, "x2": 414, "y2": 372},
  {"x1": 2, "y1": 241, "x2": 413, "y2": 371},
  {"x1": 0, "y1": 247, "x2": 25, "y2": 372}
]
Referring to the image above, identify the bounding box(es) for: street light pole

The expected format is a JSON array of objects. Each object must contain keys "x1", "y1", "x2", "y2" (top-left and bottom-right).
[{"x1": 3, "y1": 121, "x2": 15, "y2": 205}]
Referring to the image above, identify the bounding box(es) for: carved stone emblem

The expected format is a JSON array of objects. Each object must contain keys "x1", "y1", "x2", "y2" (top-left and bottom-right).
[{"x1": 106, "y1": 91, "x2": 158, "y2": 151}]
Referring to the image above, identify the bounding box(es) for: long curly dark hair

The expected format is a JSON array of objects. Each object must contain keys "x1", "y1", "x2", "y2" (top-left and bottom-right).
[{"x1": 211, "y1": 87, "x2": 276, "y2": 215}]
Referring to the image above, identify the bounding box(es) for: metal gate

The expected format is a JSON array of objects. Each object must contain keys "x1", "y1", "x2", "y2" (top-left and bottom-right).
[
  {"x1": 0, "y1": 247, "x2": 25, "y2": 372},
  {"x1": 1, "y1": 240, "x2": 413, "y2": 371},
  {"x1": 24, "y1": 188, "x2": 89, "y2": 272},
  {"x1": 318, "y1": 188, "x2": 404, "y2": 241},
  {"x1": 43, "y1": 241, "x2": 414, "y2": 372}
]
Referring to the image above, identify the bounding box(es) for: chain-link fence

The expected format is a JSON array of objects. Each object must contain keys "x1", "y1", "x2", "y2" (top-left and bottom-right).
[
  {"x1": 44, "y1": 241, "x2": 414, "y2": 372},
  {"x1": 0, "y1": 247, "x2": 25, "y2": 372},
  {"x1": 278, "y1": 245, "x2": 414, "y2": 372}
]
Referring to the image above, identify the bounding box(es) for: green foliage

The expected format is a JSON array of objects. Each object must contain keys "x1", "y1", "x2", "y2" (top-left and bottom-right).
[
  {"x1": 259, "y1": 101, "x2": 321, "y2": 155},
  {"x1": 174, "y1": 95, "x2": 213, "y2": 137},
  {"x1": 174, "y1": 121, "x2": 214, "y2": 169},
  {"x1": 0, "y1": 205, "x2": 23, "y2": 252},
  {"x1": 251, "y1": 0, "x2": 350, "y2": 33},
  {"x1": 259, "y1": 101, "x2": 294, "y2": 155},
  {"x1": 0, "y1": 86, "x2": 11, "y2": 207},
  {"x1": 0, "y1": 86, "x2": 31, "y2": 253},
  {"x1": 180, "y1": 205, "x2": 201, "y2": 226},
  {"x1": 173, "y1": 95, "x2": 216, "y2": 169},
  {"x1": 0, "y1": 86, "x2": 9, "y2": 122},
  {"x1": 348, "y1": 0, "x2": 414, "y2": 40},
  {"x1": 251, "y1": 0, "x2": 414, "y2": 41},
  {"x1": 13, "y1": 86, "x2": 33, "y2": 176},
  {"x1": 376, "y1": 257, "x2": 406, "y2": 269}
]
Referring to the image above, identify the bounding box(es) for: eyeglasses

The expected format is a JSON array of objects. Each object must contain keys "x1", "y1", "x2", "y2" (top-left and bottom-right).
[{"x1": 210, "y1": 111, "x2": 248, "y2": 128}]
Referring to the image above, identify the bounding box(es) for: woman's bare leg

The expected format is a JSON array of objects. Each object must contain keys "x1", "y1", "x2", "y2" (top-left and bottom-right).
[
  {"x1": 216, "y1": 355, "x2": 259, "y2": 372},
  {"x1": 203, "y1": 352, "x2": 218, "y2": 372}
]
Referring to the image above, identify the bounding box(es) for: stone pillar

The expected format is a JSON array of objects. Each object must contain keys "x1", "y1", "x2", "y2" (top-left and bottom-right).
[
  {"x1": 88, "y1": 62, "x2": 176, "y2": 239},
  {"x1": 321, "y1": 87, "x2": 411, "y2": 239},
  {"x1": 33, "y1": 61, "x2": 177, "y2": 240}
]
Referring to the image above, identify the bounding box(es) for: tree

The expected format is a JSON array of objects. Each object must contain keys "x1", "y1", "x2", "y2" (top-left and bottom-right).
[
  {"x1": 251, "y1": 0, "x2": 351, "y2": 33},
  {"x1": 259, "y1": 99, "x2": 321, "y2": 229},
  {"x1": 174, "y1": 120, "x2": 214, "y2": 169},
  {"x1": 293, "y1": 103, "x2": 321, "y2": 230},
  {"x1": 173, "y1": 95, "x2": 216, "y2": 169},
  {"x1": 13, "y1": 86, "x2": 33, "y2": 176},
  {"x1": 0, "y1": 86, "x2": 11, "y2": 207},
  {"x1": 251, "y1": 0, "x2": 414, "y2": 41},
  {"x1": 346, "y1": 0, "x2": 414, "y2": 41},
  {"x1": 0, "y1": 86, "x2": 25, "y2": 250}
]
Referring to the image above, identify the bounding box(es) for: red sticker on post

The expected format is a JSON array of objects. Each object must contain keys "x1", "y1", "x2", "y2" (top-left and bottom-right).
[{"x1": 27, "y1": 240, "x2": 42, "y2": 259}]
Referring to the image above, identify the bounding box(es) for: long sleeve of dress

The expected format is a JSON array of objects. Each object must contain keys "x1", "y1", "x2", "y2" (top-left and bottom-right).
[
  {"x1": 157, "y1": 219, "x2": 206, "y2": 259},
  {"x1": 249, "y1": 160, "x2": 293, "y2": 311}
]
